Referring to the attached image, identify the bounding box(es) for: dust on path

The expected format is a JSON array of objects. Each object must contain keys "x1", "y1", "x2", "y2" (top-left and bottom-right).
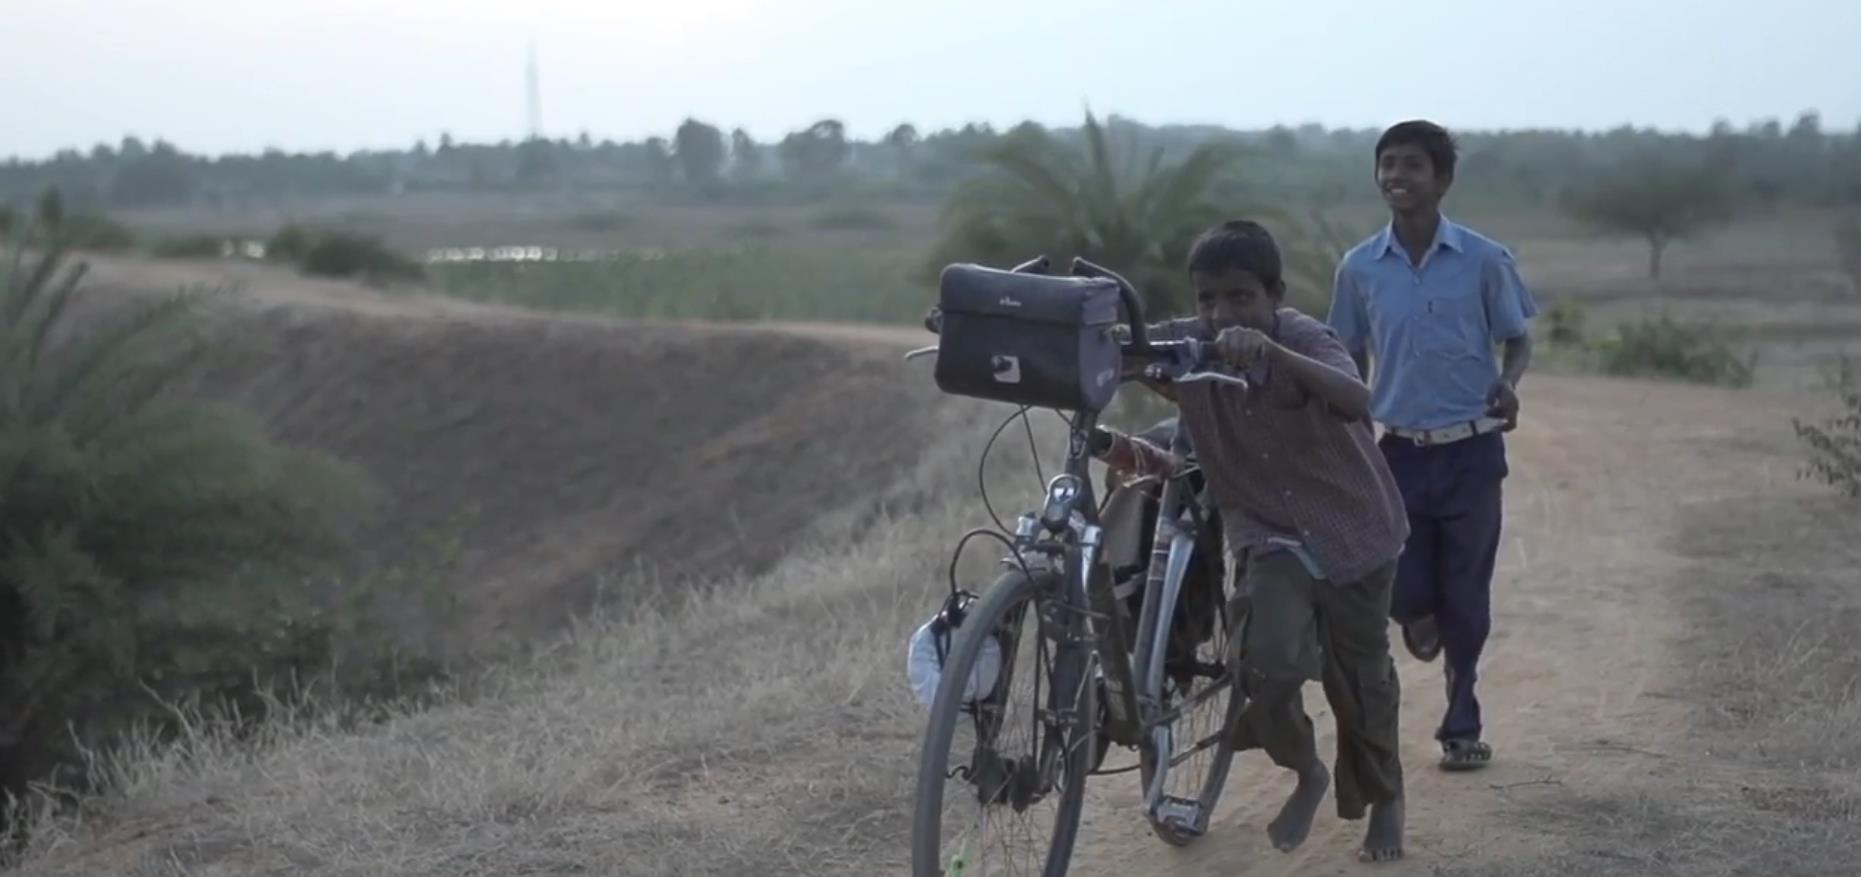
[{"x1": 1059, "y1": 376, "x2": 1828, "y2": 875}]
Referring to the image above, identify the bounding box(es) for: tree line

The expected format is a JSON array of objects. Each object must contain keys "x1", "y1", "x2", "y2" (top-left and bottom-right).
[{"x1": 4, "y1": 111, "x2": 1858, "y2": 214}]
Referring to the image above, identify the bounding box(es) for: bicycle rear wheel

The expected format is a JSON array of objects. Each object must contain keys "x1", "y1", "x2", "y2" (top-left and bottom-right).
[
  {"x1": 910, "y1": 566, "x2": 1096, "y2": 877},
  {"x1": 1134, "y1": 527, "x2": 1240, "y2": 846}
]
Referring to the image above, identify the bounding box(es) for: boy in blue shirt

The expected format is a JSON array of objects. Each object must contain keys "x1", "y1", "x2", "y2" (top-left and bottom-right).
[{"x1": 1327, "y1": 120, "x2": 1537, "y2": 772}]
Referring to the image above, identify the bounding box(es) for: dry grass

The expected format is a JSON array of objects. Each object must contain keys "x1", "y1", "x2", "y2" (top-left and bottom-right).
[
  {"x1": 1440, "y1": 489, "x2": 1861, "y2": 877},
  {"x1": 17, "y1": 196, "x2": 1861, "y2": 877},
  {"x1": 2, "y1": 391, "x2": 1085, "y2": 877}
]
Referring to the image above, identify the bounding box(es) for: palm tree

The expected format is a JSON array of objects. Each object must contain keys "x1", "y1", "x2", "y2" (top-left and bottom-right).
[
  {"x1": 1276, "y1": 202, "x2": 1364, "y2": 317},
  {"x1": 929, "y1": 112, "x2": 1359, "y2": 320},
  {"x1": 0, "y1": 229, "x2": 377, "y2": 795},
  {"x1": 928, "y1": 111, "x2": 1251, "y2": 315}
]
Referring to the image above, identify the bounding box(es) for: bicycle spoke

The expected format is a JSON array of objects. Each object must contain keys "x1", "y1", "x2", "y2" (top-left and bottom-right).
[{"x1": 916, "y1": 569, "x2": 1092, "y2": 877}]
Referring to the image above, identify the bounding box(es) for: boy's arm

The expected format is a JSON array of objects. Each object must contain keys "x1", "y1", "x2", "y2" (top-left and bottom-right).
[
  {"x1": 1267, "y1": 325, "x2": 1371, "y2": 421},
  {"x1": 1482, "y1": 249, "x2": 1538, "y2": 427},
  {"x1": 1325, "y1": 263, "x2": 1372, "y2": 381}
]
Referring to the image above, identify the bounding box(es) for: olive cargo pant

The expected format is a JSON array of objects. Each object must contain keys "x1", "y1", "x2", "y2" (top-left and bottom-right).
[{"x1": 1228, "y1": 548, "x2": 1404, "y2": 820}]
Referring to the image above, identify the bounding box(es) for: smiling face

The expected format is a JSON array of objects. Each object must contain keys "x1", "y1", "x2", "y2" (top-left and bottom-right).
[{"x1": 1376, "y1": 141, "x2": 1451, "y2": 216}]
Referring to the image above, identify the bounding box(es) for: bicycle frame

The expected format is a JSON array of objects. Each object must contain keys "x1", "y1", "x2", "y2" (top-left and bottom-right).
[
  {"x1": 985, "y1": 405, "x2": 1236, "y2": 829},
  {"x1": 912, "y1": 257, "x2": 1250, "y2": 866},
  {"x1": 995, "y1": 408, "x2": 1191, "y2": 747}
]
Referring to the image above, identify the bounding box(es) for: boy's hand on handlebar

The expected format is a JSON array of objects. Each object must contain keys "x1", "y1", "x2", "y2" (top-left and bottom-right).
[{"x1": 1214, "y1": 326, "x2": 1274, "y2": 368}]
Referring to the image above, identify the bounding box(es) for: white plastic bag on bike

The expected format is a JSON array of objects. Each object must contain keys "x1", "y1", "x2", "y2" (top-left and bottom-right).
[{"x1": 905, "y1": 616, "x2": 1001, "y2": 709}]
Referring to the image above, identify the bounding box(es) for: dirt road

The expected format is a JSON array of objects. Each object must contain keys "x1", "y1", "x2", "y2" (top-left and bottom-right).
[{"x1": 1058, "y1": 375, "x2": 1831, "y2": 875}]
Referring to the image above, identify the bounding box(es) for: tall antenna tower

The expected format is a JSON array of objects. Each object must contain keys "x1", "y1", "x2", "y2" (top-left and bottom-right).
[{"x1": 525, "y1": 42, "x2": 542, "y2": 140}]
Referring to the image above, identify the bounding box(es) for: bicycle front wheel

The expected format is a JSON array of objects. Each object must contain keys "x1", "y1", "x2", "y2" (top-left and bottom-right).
[{"x1": 910, "y1": 566, "x2": 1096, "y2": 877}]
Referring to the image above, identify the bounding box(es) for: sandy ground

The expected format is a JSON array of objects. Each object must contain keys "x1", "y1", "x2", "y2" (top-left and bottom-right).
[{"x1": 1053, "y1": 374, "x2": 1843, "y2": 875}]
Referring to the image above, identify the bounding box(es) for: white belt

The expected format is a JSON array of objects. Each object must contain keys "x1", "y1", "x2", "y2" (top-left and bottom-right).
[{"x1": 1384, "y1": 417, "x2": 1508, "y2": 447}]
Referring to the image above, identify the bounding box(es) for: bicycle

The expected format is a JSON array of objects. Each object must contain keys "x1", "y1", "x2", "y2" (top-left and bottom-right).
[{"x1": 904, "y1": 254, "x2": 1255, "y2": 876}]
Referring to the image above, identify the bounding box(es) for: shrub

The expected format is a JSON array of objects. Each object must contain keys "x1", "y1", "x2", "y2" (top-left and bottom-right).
[
  {"x1": 1794, "y1": 391, "x2": 1861, "y2": 498},
  {"x1": 265, "y1": 224, "x2": 424, "y2": 283},
  {"x1": 149, "y1": 233, "x2": 229, "y2": 259},
  {"x1": 300, "y1": 231, "x2": 425, "y2": 281},
  {"x1": 1594, "y1": 313, "x2": 1756, "y2": 387},
  {"x1": 265, "y1": 223, "x2": 314, "y2": 265},
  {"x1": 0, "y1": 235, "x2": 389, "y2": 799},
  {"x1": 57, "y1": 213, "x2": 137, "y2": 253},
  {"x1": 10, "y1": 207, "x2": 139, "y2": 253},
  {"x1": 1544, "y1": 298, "x2": 1587, "y2": 346}
]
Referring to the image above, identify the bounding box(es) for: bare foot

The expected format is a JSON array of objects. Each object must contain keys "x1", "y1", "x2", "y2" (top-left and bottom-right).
[
  {"x1": 1268, "y1": 762, "x2": 1329, "y2": 852},
  {"x1": 1358, "y1": 794, "x2": 1405, "y2": 863}
]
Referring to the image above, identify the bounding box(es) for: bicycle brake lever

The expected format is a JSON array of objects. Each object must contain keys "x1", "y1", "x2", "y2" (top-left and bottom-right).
[{"x1": 1175, "y1": 370, "x2": 1250, "y2": 391}]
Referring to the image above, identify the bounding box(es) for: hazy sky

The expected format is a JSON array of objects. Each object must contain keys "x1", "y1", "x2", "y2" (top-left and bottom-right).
[{"x1": 5, "y1": 0, "x2": 1858, "y2": 159}]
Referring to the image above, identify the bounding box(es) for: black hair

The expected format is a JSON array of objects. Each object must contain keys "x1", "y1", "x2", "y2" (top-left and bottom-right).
[
  {"x1": 1375, "y1": 120, "x2": 1458, "y2": 179},
  {"x1": 1185, "y1": 219, "x2": 1285, "y2": 299}
]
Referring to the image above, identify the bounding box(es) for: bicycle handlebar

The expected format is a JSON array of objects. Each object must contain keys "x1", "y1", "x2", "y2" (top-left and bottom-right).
[
  {"x1": 1067, "y1": 256, "x2": 1149, "y2": 351},
  {"x1": 1130, "y1": 337, "x2": 1251, "y2": 391}
]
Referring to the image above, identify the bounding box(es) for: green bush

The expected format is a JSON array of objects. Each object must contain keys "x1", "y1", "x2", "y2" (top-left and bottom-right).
[
  {"x1": 265, "y1": 223, "x2": 314, "y2": 265},
  {"x1": 1794, "y1": 391, "x2": 1861, "y2": 498},
  {"x1": 58, "y1": 214, "x2": 137, "y2": 253},
  {"x1": 265, "y1": 224, "x2": 424, "y2": 283},
  {"x1": 1544, "y1": 298, "x2": 1587, "y2": 346},
  {"x1": 0, "y1": 236, "x2": 393, "y2": 797},
  {"x1": 3, "y1": 188, "x2": 134, "y2": 252},
  {"x1": 1594, "y1": 313, "x2": 1756, "y2": 387},
  {"x1": 12, "y1": 208, "x2": 138, "y2": 253},
  {"x1": 301, "y1": 232, "x2": 425, "y2": 282},
  {"x1": 149, "y1": 234, "x2": 228, "y2": 259}
]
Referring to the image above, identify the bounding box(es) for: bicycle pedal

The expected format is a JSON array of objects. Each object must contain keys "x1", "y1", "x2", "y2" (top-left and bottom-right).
[{"x1": 1152, "y1": 795, "x2": 1206, "y2": 836}]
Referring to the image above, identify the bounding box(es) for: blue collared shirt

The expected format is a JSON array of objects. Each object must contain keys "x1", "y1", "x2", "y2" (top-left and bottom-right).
[{"x1": 1326, "y1": 216, "x2": 1538, "y2": 431}]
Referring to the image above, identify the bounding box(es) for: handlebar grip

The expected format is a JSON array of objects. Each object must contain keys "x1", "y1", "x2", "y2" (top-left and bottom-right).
[
  {"x1": 1009, "y1": 255, "x2": 1051, "y2": 275},
  {"x1": 1070, "y1": 257, "x2": 1149, "y2": 350},
  {"x1": 923, "y1": 306, "x2": 943, "y2": 335}
]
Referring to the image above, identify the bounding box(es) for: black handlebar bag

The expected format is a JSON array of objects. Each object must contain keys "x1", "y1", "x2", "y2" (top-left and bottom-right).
[{"x1": 933, "y1": 263, "x2": 1124, "y2": 412}]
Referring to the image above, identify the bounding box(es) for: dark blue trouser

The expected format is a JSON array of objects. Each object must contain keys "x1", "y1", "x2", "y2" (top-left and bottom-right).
[{"x1": 1378, "y1": 430, "x2": 1508, "y2": 744}]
